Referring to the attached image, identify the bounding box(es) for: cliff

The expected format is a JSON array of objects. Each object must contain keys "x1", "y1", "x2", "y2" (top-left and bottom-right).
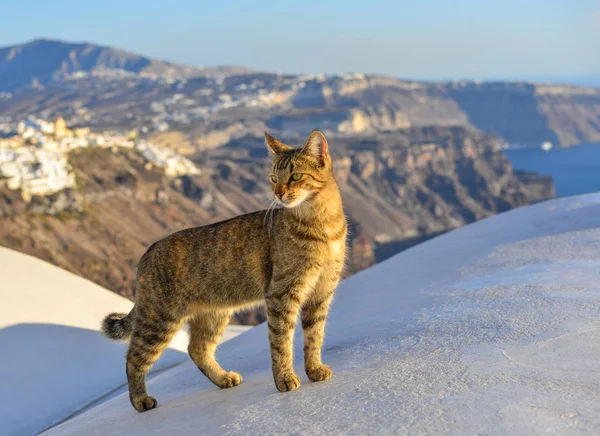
[{"x1": 448, "y1": 81, "x2": 600, "y2": 147}]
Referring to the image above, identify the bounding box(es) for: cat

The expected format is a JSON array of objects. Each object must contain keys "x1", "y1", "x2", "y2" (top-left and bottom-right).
[{"x1": 102, "y1": 130, "x2": 347, "y2": 412}]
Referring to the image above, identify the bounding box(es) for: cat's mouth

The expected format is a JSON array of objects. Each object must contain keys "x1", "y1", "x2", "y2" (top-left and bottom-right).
[
  {"x1": 277, "y1": 196, "x2": 304, "y2": 208},
  {"x1": 278, "y1": 199, "x2": 302, "y2": 208}
]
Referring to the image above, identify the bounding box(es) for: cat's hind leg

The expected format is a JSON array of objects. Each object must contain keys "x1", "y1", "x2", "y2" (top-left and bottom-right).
[
  {"x1": 126, "y1": 313, "x2": 182, "y2": 412},
  {"x1": 188, "y1": 309, "x2": 242, "y2": 388}
]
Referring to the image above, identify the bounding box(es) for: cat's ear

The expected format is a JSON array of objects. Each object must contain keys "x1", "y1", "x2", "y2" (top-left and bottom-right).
[
  {"x1": 265, "y1": 131, "x2": 293, "y2": 155},
  {"x1": 302, "y1": 130, "x2": 329, "y2": 165}
]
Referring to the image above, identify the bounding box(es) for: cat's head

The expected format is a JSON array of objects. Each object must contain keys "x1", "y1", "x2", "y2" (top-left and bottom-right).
[{"x1": 265, "y1": 130, "x2": 333, "y2": 208}]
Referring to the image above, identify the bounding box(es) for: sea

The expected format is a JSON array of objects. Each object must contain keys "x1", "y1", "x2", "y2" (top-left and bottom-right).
[{"x1": 505, "y1": 142, "x2": 600, "y2": 198}]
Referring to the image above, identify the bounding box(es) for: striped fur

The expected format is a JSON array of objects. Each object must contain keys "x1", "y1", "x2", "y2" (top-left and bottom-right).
[
  {"x1": 102, "y1": 130, "x2": 346, "y2": 412},
  {"x1": 102, "y1": 312, "x2": 133, "y2": 340}
]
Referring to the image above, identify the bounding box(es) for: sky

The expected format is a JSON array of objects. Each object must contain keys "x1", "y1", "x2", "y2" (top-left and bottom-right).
[{"x1": 1, "y1": 0, "x2": 599, "y2": 83}]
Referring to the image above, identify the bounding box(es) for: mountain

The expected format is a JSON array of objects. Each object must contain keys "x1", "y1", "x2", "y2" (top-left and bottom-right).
[
  {"x1": 0, "y1": 39, "x2": 599, "y2": 147},
  {"x1": 0, "y1": 38, "x2": 252, "y2": 92},
  {"x1": 43, "y1": 193, "x2": 600, "y2": 435}
]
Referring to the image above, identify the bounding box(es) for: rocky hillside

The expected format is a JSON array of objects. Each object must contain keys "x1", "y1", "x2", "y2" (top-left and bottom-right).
[{"x1": 0, "y1": 128, "x2": 553, "y2": 326}]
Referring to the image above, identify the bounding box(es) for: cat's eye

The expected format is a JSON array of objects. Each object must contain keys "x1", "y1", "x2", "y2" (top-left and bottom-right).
[
  {"x1": 270, "y1": 175, "x2": 278, "y2": 183},
  {"x1": 290, "y1": 173, "x2": 303, "y2": 181}
]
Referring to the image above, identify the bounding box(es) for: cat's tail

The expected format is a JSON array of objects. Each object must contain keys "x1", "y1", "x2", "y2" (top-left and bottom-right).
[{"x1": 102, "y1": 309, "x2": 134, "y2": 341}]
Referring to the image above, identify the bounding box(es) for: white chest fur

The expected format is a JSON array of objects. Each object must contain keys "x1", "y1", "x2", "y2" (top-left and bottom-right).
[{"x1": 328, "y1": 239, "x2": 345, "y2": 259}]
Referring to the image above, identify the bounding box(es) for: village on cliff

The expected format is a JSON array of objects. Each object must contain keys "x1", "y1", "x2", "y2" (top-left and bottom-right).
[{"x1": 0, "y1": 117, "x2": 199, "y2": 202}]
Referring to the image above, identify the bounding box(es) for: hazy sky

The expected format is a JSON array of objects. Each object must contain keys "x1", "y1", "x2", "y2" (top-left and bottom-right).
[{"x1": 1, "y1": 0, "x2": 599, "y2": 82}]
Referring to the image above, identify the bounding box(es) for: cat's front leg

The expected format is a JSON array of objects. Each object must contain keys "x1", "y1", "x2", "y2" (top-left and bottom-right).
[
  {"x1": 301, "y1": 265, "x2": 342, "y2": 382},
  {"x1": 301, "y1": 293, "x2": 334, "y2": 381},
  {"x1": 265, "y1": 273, "x2": 315, "y2": 392}
]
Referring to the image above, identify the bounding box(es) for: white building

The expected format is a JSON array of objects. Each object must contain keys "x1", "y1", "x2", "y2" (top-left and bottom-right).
[
  {"x1": 0, "y1": 144, "x2": 76, "y2": 200},
  {"x1": 137, "y1": 141, "x2": 200, "y2": 177}
]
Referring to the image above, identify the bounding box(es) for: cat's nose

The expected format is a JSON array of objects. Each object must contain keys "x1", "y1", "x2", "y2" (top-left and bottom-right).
[{"x1": 274, "y1": 186, "x2": 286, "y2": 199}]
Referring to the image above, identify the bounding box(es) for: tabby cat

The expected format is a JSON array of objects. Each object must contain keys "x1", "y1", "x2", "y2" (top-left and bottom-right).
[{"x1": 102, "y1": 130, "x2": 347, "y2": 412}]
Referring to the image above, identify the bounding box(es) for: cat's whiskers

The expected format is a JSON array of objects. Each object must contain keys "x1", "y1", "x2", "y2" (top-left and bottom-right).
[
  {"x1": 305, "y1": 199, "x2": 318, "y2": 215},
  {"x1": 294, "y1": 201, "x2": 303, "y2": 231},
  {"x1": 268, "y1": 199, "x2": 278, "y2": 235},
  {"x1": 264, "y1": 198, "x2": 278, "y2": 236},
  {"x1": 263, "y1": 199, "x2": 273, "y2": 226}
]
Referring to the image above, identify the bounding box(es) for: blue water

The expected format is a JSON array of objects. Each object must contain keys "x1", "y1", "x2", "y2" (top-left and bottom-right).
[{"x1": 505, "y1": 142, "x2": 600, "y2": 197}]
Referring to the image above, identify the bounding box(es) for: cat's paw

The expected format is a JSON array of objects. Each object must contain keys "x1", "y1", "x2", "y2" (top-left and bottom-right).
[
  {"x1": 215, "y1": 371, "x2": 243, "y2": 388},
  {"x1": 131, "y1": 395, "x2": 157, "y2": 413},
  {"x1": 306, "y1": 364, "x2": 333, "y2": 382},
  {"x1": 275, "y1": 372, "x2": 301, "y2": 392}
]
